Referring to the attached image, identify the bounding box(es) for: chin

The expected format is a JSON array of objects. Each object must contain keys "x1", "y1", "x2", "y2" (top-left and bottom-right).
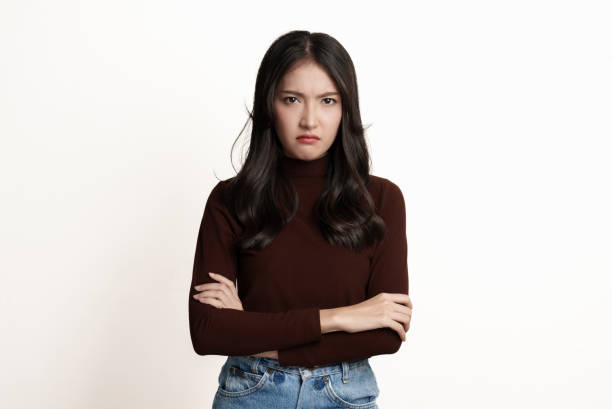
[{"x1": 296, "y1": 151, "x2": 325, "y2": 160}]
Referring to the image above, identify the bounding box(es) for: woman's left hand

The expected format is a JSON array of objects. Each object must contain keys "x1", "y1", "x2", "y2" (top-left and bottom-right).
[
  {"x1": 193, "y1": 272, "x2": 244, "y2": 311},
  {"x1": 193, "y1": 272, "x2": 278, "y2": 359}
]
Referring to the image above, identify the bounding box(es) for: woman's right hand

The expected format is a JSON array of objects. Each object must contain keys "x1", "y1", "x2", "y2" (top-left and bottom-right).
[{"x1": 336, "y1": 293, "x2": 412, "y2": 341}]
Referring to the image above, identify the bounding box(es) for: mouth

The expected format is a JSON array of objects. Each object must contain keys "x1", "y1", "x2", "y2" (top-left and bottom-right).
[{"x1": 297, "y1": 134, "x2": 320, "y2": 141}]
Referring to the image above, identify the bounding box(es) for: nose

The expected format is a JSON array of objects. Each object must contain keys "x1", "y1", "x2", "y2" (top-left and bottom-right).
[{"x1": 300, "y1": 101, "x2": 318, "y2": 129}]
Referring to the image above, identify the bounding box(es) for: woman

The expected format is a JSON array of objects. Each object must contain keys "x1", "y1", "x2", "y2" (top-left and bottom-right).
[{"x1": 189, "y1": 30, "x2": 413, "y2": 409}]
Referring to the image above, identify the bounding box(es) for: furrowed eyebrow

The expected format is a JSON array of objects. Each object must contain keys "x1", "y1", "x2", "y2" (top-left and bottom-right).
[{"x1": 279, "y1": 90, "x2": 340, "y2": 98}]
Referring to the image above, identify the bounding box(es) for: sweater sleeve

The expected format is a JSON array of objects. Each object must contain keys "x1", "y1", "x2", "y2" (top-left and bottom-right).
[
  {"x1": 276, "y1": 179, "x2": 409, "y2": 367},
  {"x1": 189, "y1": 180, "x2": 322, "y2": 357}
]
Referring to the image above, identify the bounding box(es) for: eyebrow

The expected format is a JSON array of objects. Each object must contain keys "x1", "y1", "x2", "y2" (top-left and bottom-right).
[{"x1": 279, "y1": 90, "x2": 340, "y2": 98}]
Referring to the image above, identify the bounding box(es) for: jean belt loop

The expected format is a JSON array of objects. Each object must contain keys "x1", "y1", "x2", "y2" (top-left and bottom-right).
[
  {"x1": 252, "y1": 356, "x2": 261, "y2": 374},
  {"x1": 342, "y1": 361, "x2": 350, "y2": 383}
]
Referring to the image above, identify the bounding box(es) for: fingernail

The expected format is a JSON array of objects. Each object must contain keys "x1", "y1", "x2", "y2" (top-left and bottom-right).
[{"x1": 208, "y1": 272, "x2": 215, "y2": 276}]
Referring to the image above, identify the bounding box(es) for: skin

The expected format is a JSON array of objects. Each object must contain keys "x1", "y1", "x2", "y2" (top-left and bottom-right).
[
  {"x1": 273, "y1": 58, "x2": 342, "y2": 160},
  {"x1": 193, "y1": 59, "x2": 413, "y2": 360}
]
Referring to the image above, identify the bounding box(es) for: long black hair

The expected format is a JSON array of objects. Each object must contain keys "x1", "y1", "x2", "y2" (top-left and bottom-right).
[{"x1": 223, "y1": 30, "x2": 385, "y2": 253}]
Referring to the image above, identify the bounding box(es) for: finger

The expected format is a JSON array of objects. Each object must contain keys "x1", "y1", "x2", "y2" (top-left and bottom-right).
[
  {"x1": 198, "y1": 284, "x2": 230, "y2": 298},
  {"x1": 392, "y1": 302, "x2": 413, "y2": 317},
  {"x1": 194, "y1": 282, "x2": 222, "y2": 291},
  {"x1": 193, "y1": 274, "x2": 221, "y2": 291},
  {"x1": 195, "y1": 284, "x2": 233, "y2": 301},
  {"x1": 385, "y1": 317, "x2": 406, "y2": 341},
  {"x1": 193, "y1": 281, "x2": 229, "y2": 291},
  {"x1": 198, "y1": 286, "x2": 244, "y2": 311},
  {"x1": 209, "y1": 272, "x2": 237, "y2": 288},
  {"x1": 194, "y1": 295, "x2": 223, "y2": 309},
  {"x1": 198, "y1": 289, "x2": 232, "y2": 309},
  {"x1": 388, "y1": 293, "x2": 412, "y2": 309},
  {"x1": 209, "y1": 272, "x2": 240, "y2": 298},
  {"x1": 214, "y1": 283, "x2": 237, "y2": 303},
  {"x1": 390, "y1": 311, "x2": 412, "y2": 332}
]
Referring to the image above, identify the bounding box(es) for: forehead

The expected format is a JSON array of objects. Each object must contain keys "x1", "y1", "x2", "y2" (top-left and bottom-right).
[{"x1": 278, "y1": 60, "x2": 338, "y2": 92}]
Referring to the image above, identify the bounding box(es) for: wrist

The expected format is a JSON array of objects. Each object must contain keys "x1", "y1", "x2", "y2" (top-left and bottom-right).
[{"x1": 320, "y1": 307, "x2": 344, "y2": 334}]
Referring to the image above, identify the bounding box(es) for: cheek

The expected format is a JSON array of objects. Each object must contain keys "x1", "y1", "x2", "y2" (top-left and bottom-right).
[
  {"x1": 323, "y1": 107, "x2": 342, "y2": 127},
  {"x1": 273, "y1": 108, "x2": 295, "y2": 144},
  {"x1": 274, "y1": 106, "x2": 291, "y2": 129}
]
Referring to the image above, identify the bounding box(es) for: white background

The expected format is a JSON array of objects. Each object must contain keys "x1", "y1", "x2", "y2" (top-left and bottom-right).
[{"x1": 1, "y1": 1, "x2": 611, "y2": 408}]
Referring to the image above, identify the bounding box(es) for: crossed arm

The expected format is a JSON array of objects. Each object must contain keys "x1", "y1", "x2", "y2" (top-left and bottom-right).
[
  {"x1": 189, "y1": 179, "x2": 409, "y2": 367},
  {"x1": 193, "y1": 273, "x2": 346, "y2": 361}
]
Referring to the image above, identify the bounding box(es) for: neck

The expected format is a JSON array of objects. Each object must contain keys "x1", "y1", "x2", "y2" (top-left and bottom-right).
[{"x1": 280, "y1": 153, "x2": 330, "y2": 177}]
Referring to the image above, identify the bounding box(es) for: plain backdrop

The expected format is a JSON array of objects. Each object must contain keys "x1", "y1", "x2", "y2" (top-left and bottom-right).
[{"x1": 1, "y1": 1, "x2": 611, "y2": 408}]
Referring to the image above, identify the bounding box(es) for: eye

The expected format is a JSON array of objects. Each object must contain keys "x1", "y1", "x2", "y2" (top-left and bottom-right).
[
  {"x1": 283, "y1": 96, "x2": 299, "y2": 104},
  {"x1": 322, "y1": 97, "x2": 337, "y2": 105}
]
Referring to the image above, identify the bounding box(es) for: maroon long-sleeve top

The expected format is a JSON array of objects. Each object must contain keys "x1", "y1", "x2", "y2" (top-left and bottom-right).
[{"x1": 188, "y1": 153, "x2": 408, "y2": 367}]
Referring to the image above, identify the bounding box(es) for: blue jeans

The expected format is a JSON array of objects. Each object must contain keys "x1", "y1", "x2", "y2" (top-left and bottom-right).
[{"x1": 212, "y1": 355, "x2": 380, "y2": 408}]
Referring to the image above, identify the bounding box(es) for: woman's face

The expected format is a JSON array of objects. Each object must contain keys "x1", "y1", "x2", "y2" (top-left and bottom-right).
[{"x1": 273, "y1": 59, "x2": 342, "y2": 160}]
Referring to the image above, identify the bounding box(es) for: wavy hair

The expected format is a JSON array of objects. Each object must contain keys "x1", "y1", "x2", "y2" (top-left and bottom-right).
[{"x1": 222, "y1": 30, "x2": 385, "y2": 253}]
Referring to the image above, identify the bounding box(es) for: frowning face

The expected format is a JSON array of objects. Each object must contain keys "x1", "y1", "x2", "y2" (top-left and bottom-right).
[{"x1": 273, "y1": 59, "x2": 342, "y2": 161}]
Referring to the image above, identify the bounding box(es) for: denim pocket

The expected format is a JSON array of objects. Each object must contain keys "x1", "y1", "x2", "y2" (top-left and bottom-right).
[
  {"x1": 324, "y1": 363, "x2": 380, "y2": 408},
  {"x1": 216, "y1": 364, "x2": 271, "y2": 397}
]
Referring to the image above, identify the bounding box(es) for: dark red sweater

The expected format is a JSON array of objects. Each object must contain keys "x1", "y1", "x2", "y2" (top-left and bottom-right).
[{"x1": 188, "y1": 153, "x2": 408, "y2": 367}]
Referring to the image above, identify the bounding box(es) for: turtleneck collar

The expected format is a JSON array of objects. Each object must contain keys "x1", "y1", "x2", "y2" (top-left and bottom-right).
[{"x1": 280, "y1": 152, "x2": 330, "y2": 177}]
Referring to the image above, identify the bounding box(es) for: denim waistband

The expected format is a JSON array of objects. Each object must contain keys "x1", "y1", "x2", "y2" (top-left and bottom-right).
[{"x1": 226, "y1": 355, "x2": 370, "y2": 380}]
